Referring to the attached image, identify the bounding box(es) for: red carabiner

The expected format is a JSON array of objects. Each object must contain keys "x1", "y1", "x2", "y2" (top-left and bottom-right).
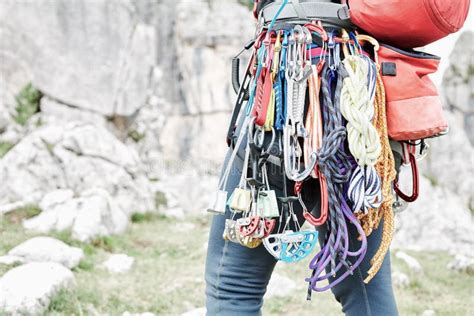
[
  {"x1": 394, "y1": 153, "x2": 419, "y2": 202},
  {"x1": 303, "y1": 173, "x2": 328, "y2": 226}
]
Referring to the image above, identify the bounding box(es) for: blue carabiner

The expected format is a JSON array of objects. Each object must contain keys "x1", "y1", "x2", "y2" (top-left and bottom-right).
[{"x1": 349, "y1": 32, "x2": 362, "y2": 55}]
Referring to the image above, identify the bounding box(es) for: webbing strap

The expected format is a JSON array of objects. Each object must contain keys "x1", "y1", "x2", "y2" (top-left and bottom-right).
[{"x1": 260, "y1": 1, "x2": 350, "y2": 24}]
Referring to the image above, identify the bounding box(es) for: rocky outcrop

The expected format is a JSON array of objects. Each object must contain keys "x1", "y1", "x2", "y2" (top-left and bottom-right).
[
  {"x1": 420, "y1": 31, "x2": 474, "y2": 210},
  {"x1": 442, "y1": 31, "x2": 474, "y2": 144},
  {"x1": 392, "y1": 271, "x2": 410, "y2": 288},
  {"x1": 0, "y1": 0, "x2": 156, "y2": 117},
  {"x1": 0, "y1": 262, "x2": 75, "y2": 315},
  {"x1": 393, "y1": 173, "x2": 474, "y2": 255},
  {"x1": 0, "y1": 236, "x2": 84, "y2": 269},
  {"x1": 0, "y1": 122, "x2": 154, "y2": 212},
  {"x1": 23, "y1": 188, "x2": 131, "y2": 242},
  {"x1": 0, "y1": 0, "x2": 254, "y2": 165},
  {"x1": 447, "y1": 254, "x2": 474, "y2": 274},
  {"x1": 102, "y1": 254, "x2": 135, "y2": 274},
  {"x1": 265, "y1": 272, "x2": 297, "y2": 299}
]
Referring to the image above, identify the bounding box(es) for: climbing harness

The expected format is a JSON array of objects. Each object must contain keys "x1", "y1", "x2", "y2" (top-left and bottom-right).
[{"x1": 209, "y1": 0, "x2": 451, "y2": 299}]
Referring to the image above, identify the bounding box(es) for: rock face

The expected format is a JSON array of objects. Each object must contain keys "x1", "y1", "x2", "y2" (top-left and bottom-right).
[
  {"x1": 181, "y1": 307, "x2": 206, "y2": 316},
  {"x1": 1, "y1": 236, "x2": 84, "y2": 269},
  {"x1": 154, "y1": 170, "x2": 219, "y2": 218},
  {"x1": 102, "y1": 254, "x2": 135, "y2": 274},
  {"x1": 265, "y1": 273, "x2": 297, "y2": 299},
  {"x1": 421, "y1": 111, "x2": 474, "y2": 210},
  {"x1": 0, "y1": 262, "x2": 75, "y2": 315},
  {"x1": 0, "y1": 122, "x2": 154, "y2": 213},
  {"x1": 392, "y1": 271, "x2": 410, "y2": 288},
  {"x1": 447, "y1": 255, "x2": 474, "y2": 274},
  {"x1": 0, "y1": 0, "x2": 254, "y2": 165},
  {"x1": 24, "y1": 189, "x2": 131, "y2": 242},
  {"x1": 0, "y1": 0, "x2": 155, "y2": 117},
  {"x1": 442, "y1": 31, "x2": 474, "y2": 144},
  {"x1": 421, "y1": 31, "x2": 474, "y2": 210},
  {"x1": 395, "y1": 251, "x2": 423, "y2": 274},
  {"x1": 393, "y1": 174, "x2": 474, "y2": 255},
  {"x1": 128, "y1": 0, "x2": 255, "y2": 166}
]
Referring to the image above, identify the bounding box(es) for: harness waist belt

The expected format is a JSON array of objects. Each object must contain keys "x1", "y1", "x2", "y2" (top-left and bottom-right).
[{"x1": 260, "y1": 1, "x2": 351, "y2": 25}]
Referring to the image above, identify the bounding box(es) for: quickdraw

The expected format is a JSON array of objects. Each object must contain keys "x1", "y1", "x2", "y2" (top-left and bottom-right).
[{"x1": 210, "y1": 0, "x2": 440, "y2": 299}]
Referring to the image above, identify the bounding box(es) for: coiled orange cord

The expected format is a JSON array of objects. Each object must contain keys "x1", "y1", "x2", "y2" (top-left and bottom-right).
[{"x1": 357, "y1": 73, "x2": 397, "y2": 283}]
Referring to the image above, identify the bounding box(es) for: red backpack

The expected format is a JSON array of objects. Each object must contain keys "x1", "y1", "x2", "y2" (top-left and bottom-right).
[{"x1": 348, "y1": 0, "x2": 470, "y2": 48}]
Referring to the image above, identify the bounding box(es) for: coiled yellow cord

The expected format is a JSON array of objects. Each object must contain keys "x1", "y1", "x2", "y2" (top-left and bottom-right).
[{"x1": 358, "y1": 73, "x2": 397, "y2": 283}]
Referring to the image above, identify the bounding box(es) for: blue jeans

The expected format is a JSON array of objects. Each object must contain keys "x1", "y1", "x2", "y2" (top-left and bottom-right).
[{"x1": 205, "y1": 143, "x2": 399, "y2": 316}]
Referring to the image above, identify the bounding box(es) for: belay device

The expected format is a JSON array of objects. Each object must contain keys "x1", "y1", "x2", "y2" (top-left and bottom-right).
[{"x1": 207, "y1": 0, "x2": 469, "y2": 297}]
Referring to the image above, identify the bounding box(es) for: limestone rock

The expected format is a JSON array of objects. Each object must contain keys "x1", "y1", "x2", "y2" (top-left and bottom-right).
[
  {"x1": 153, "y1": 170, "x2": 219, "y2": 217},
  {"x1": 123, "y1": 312, "x2": 155, "y2": 316},
  {"x1": 0, "y1": 262, "x2": 75, "y2": 315},
  {"x1": 181, "y1": 307, "x2": 206, "y2": 316},
  {"x1": 0, "y1": 121, "x2": 155, "y2": 216},
  {"x1": 102, "y1": 254, "x2": 135, "y2": 274},
  {"x1": 265, "y1": 273, "x2": 296, "y2": 299},
  {"x1": 24, "y1": 188, "x2": 130, "y2": 242},
  {"x1": 395, "y1": 251, "x2": 423, "y2": 274},
  {"x1": 0, "y1": 255, "x2": 23, "y2": 265},
  {"x1": 421, "y1": 111, "x2": 474, "y2": 209},
  {"x1": 442, "y1": 31, "x2": 474, "y2": 118},
  {"x1": 122, "y1": 313, "x2": 155, "y2": 316},
  {"x1": 392, "y1": 271, "x2": 410, "y2": 288},
  {"x1": 131, "y1": 0, "x2": 254, "y2": 165},
  {"x1": 40, "y1": 97, "x2": 107, "y2": 127},
  {"x1": 38, "y1": 189, "x2": 75, "y2": 211},
  {"x1": 4, "y1": 236, "x2": 84, "y2": 269},
  {"x1": 447, "y1": 255, "x2": 474, "y2": 274},
  {"x1": 0, "y1": 0, "x2": 156, "y2": 117},
  {"x1": 393, "y1": 173, "x2": 474, "y2": 256}
]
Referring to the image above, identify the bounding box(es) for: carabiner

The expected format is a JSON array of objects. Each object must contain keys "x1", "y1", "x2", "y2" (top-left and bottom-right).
[{"x1": 393, "y1": 153, "x2": 419, "y2": 202}]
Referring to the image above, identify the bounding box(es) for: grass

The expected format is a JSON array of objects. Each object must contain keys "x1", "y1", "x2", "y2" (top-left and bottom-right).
[
  {"x1": 0, "y1": 142, "x2": 15, "y2": 158},
  {"x1": 128, "y1": 130, "x2": 146, "y2": 143},
  {"x1": 13, "y1": 83, "x2": 41, "y2": 126},
  {"x1": 1, "y1": 212, "x2": 473, "y2": 315},
  {"x1": 2, "y1": 205, "x2": 42, "y2": 225}
]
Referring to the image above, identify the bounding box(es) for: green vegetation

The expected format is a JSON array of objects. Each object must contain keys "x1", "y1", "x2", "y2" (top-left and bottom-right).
[
  {"x1": 1, "y1": 210, "x2": 473, "y2": 315},
  {"x1": 238, "y1": 0, "x2": 254, "y2": 10},
  {"x1": 0, "y1": 142, "x2": 14, "y2": 158},
  {"x1": 128, "y1": 130, "x2": 146, "y2": 143},
  {"x1": 13, "y1": 83, "x2": 41, "y2": 126},
  {"x1": 131, "y1": 212, "x2": 161, "y2": 223},
  {"x1": 3, "y1": 205, "x2": 41, "y2": 225},
  {"x1": 154, "y1": 191, "x2": 168, "y2": 209}
]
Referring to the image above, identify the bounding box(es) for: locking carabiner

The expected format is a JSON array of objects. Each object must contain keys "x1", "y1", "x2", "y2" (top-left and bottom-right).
[{"x1": 393, "y1": 152, "x2": 419, "y2": 202}]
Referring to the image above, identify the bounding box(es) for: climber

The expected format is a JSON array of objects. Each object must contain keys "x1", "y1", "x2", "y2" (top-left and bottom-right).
[{"x1": 204, "y1": 0, "x2": 469, "y2": 315}]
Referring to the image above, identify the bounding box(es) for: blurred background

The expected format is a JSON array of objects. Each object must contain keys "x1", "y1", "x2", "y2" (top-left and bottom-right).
[{"x1": 0, "y1": 1, "x2": 472, "y2": 315}]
